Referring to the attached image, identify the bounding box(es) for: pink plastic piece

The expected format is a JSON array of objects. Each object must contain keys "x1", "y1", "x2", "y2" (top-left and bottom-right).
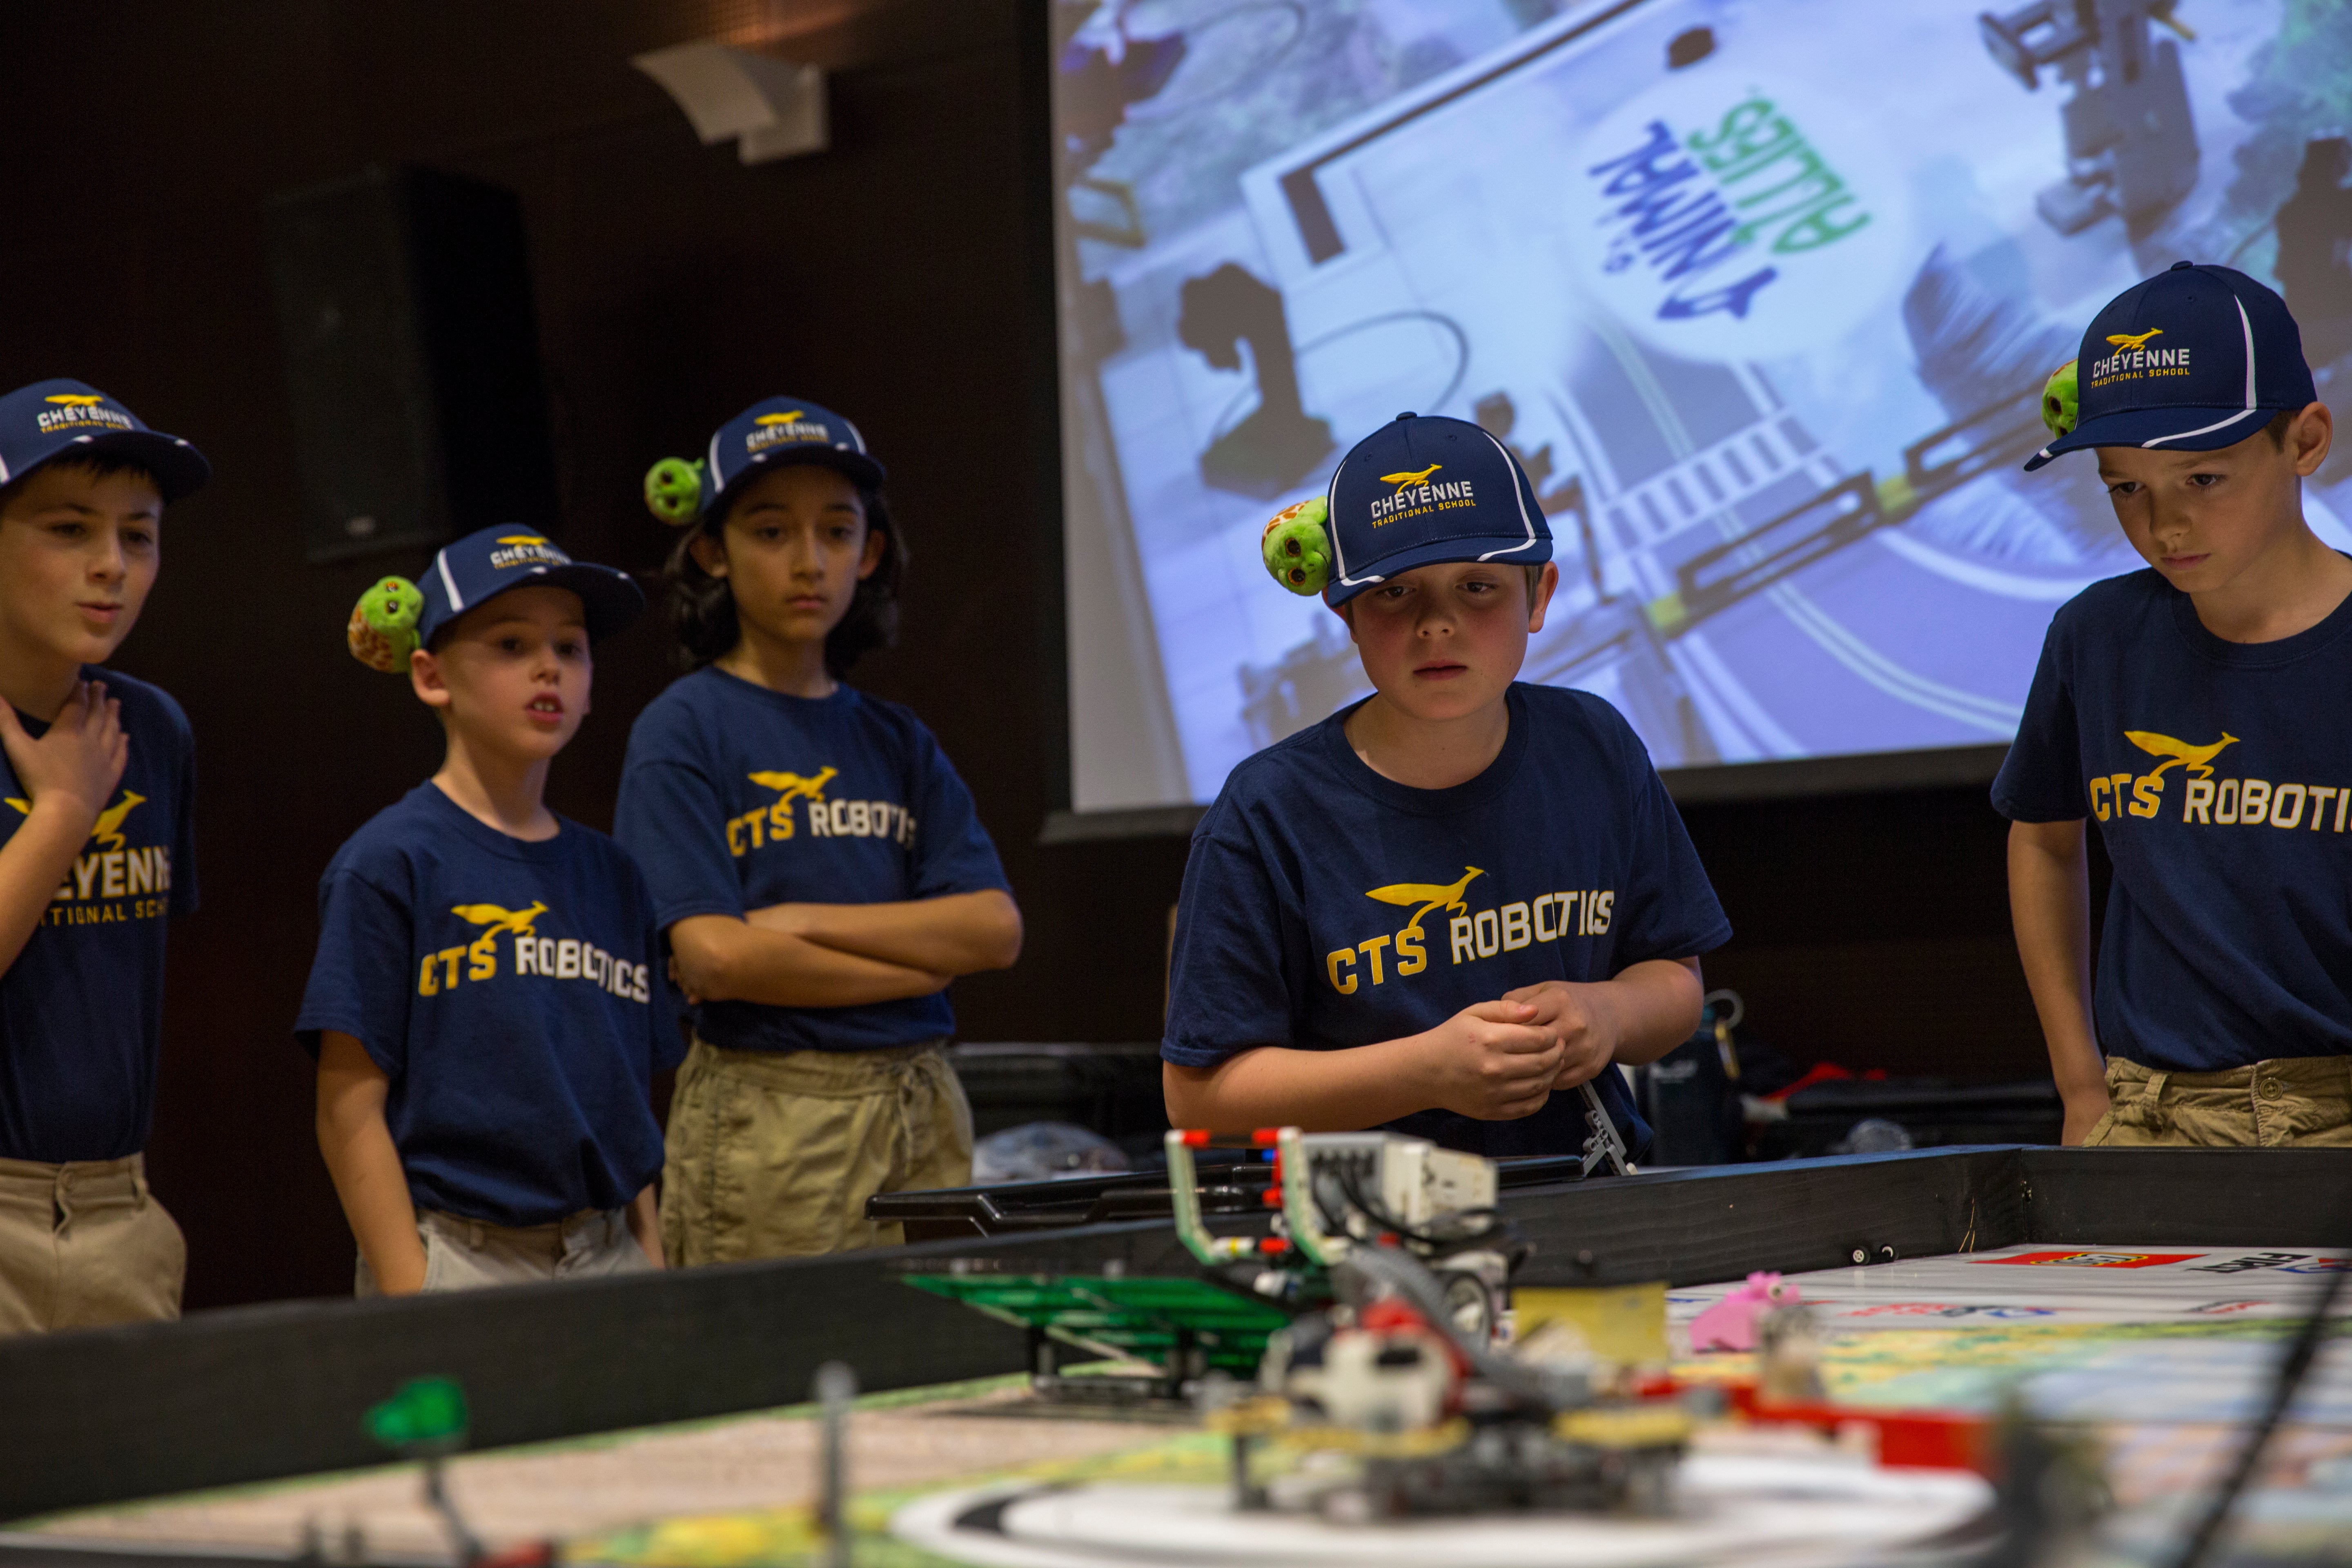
[{"x1": 1688, "y1": 1271, "x2": 1800, "y2": 1352}]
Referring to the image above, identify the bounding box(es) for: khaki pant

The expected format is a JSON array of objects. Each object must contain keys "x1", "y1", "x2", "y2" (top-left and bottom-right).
[
  {"x1": 0, "y1": 1153, "x2": 184, "y2": 1336},
  {"x1": 355, "y1": 1206, "x2": 653, "y2": 1296},
  {"x1": 661, "y1": 1036, "x2": 973, "y2": 1264},
  {"x1": 2086, "y1": 1056, "x2": 2352, "y2": 1147}
]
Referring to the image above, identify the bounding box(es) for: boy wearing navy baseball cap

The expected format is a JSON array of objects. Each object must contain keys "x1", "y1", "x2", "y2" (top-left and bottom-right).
[
  {"x1": 0, "y1": 379, "x2": 207, "y2": 1336},
  {"x1": 1163, "y1": 414, "x2": 1730, "y2": 1158},
  {"x1": 298, "y1": 526, "x2": 684, "y2": 1294},
  {"x1": 1999, "y1": 262, "x2": 2352, "y2": 1148},
  {"x1": 619, "y1": 396, "x2": 1019, "y2": 1262}
]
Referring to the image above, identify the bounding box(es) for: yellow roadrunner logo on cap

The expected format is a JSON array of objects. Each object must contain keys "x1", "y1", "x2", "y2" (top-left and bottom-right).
[
  {"x1": 42, "y1": 394, "x2": 103, "y2": 406},
  {"x1": 755, "y1": 412, "x2": 805, "y2": 425},
  {"x1": 1381, "y1": 463, "x2": 1443, "y2": 488},
  {"x1": 486, "y1": 535, "x2": 570, "y2": 569},
  {"x1": 2105, "y1": 328, "x2": 2165, "y2": 352}
]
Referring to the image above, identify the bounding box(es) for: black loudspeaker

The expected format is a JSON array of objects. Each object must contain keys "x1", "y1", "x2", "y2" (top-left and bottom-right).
[{"x1": 263, "y1": 166, "x2": 559, "y2": 564}]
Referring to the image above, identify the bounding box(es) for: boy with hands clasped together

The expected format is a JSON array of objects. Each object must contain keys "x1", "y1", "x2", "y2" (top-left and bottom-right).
[
  {"x1": 300, "y1": 528, "x2": 679, "y2": 1293},
  {"x1": 2000, "y1": 263, "x2": 2352, "y2": 1146},
  {"x1": 1163, "y1": 412, "x2": 1731, "y2": 1157},
  {"x1": 0, "y1": 379, "x2": 207, "y2": 1334}
]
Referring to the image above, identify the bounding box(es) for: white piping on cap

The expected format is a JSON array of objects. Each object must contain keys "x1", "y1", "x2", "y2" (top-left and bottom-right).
[
  {"x1": 1474, "y1": 428, "x2": 1541, "y2": 559},
  {"x1": 436, "y1": 549, "x2": 465, "y2": 612},
  {"x1": 1330, "y1": 452, "x2": 1384, "y2": 589},
  {"x1": 2144, "y1": 295, "x2": 2261, "y2": 449}
]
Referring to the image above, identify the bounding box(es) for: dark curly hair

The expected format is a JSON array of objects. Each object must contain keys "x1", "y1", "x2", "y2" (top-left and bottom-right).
[{"x1": 662, "y1": 475, "x2": 906, "y2": 677}]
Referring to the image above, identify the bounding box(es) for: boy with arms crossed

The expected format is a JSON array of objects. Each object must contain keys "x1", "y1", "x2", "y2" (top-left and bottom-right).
[
  {"x1": 1164, "y1": 413, "x2": 1729, "y2": 1156},
  {"x1": 301, "y1": 527, "x2": 679, "y2": 1292},
  {"x1": 2000, "y1": 263, "x2": 2352, "y2": 1146},
  {"x1": 619, "y1": 397, "x2": 1020, "y2": 1263},
  {"x1": 0, "y1": 379, "x2": 206, "y2": 1334}
]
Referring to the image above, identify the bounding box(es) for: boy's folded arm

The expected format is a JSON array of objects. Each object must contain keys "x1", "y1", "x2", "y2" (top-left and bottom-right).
[
  {"x1": 669, "y1": 913, "x2": 950, "y2": 1007},
  {"x1": 742, "y1": 889, "x2": 1022, "y2": 976},
  {"x1": 314, "y1": 1031, "x2": 428, "y2": 1294},
  {"x1": 2007, "y1": 818, "x2": 2107, "y2": 1140}
]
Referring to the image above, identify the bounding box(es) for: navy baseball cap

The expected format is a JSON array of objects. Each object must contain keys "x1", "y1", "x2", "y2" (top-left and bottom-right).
[
  {"x1": 0, "y1": 379, "x2": 209, "y2": 499},
  {"x1": 703, "y1": 395, "x2": 884, "y2": 519},
  {"x1": 1321, "y1": 412, "x2": 1551, "y2": 606},
  {"x1": 416, "y1": 525, "x2": 645, "y2": 648},
  {"x1": 2025, "y1": 262, "x2": 2316, "y2": 471}
]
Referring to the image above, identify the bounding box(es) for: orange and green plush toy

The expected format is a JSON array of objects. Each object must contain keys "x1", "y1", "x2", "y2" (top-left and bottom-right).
[{"x1": 347, "y1": 576, "x2": 424, "y2": 672}]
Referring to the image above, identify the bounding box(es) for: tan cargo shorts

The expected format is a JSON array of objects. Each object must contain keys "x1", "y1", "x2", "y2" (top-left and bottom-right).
[
  {"x1": 0, "y1": 1152, "x2": 185, "y2": 1336},
  {"x1": 2085, "y1": 1056, "x2": 2352, "y2": 1147},
  {"x1": 354, "y1": 1206, "x2": 653, "y2": 1296},
  {"x1": 660, "y1": 1035, "x2": 973, "y2": 1265}
]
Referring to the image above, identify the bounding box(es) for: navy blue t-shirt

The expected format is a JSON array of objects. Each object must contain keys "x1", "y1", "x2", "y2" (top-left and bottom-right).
[
  {"x1": 295, "y1": 784, "x2": 680, "y2": 1227},
  {"x1": 1164, "y1": 684, "x2": 1732, "y2": 1159},
  {"x1": 1993, "y1": 568, "x2": 2352, "y2": 1071},
  {"x1": 614, "y1": 666, "x2": 1011, "y2": 1054},
  {"x1": 0, "y1": 670, "x2": 197, "y2": 1163}
]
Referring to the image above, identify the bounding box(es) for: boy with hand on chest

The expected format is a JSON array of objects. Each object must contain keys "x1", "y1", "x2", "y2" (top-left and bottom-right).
[
  {"x1": 0, "y1": 379, "x2": 207, "y2": 1334},
  {"x1": 300, "y1": 526, "x2": 680, "y2": 1292},
  {"x1": 2001, "y1": 262, "x2": 2352, "y2": 1147},
  {"x1": 1163, "y1": 412, "x2": 1731, "y2": 1158}
]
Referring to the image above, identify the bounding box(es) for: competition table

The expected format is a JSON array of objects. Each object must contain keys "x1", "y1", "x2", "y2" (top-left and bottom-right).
[{"x1": 3, "y1": 1147, "x2": 2348, "y2": 1566}]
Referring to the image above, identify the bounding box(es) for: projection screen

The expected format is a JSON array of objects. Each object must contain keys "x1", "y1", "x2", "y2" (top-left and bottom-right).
[{"x1": 1051, "y1": 0, "x2": 2352, "y2": 816}]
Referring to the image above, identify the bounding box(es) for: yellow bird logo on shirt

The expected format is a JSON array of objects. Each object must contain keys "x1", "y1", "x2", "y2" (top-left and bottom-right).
[
  {"x1": 2125, "y1": 730, "x2": 2237, "y2": 780},
  {"x1": 1381, "y1": 463, "x2": 1443, "y2": 488},
  {"x1": 749, "y1": 767, "x2": 837, "y2": 802},
  {"x1": 450, "y1": 901, "x2": 548, "y2": 936},
  {"x1": 1364, "y1": 867, "x2": 1485, "y2": 939},
  {"x1": 4, "y1": 790, "x2": 145, "y2": 849},
  {"x1": 2105, "y1": 328, "x2": 2164, "y2": 352}
]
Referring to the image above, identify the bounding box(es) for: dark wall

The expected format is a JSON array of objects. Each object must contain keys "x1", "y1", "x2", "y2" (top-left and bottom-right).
[{"x1": 0, "y1": 1, "x2": 2053, "y2": 1311}]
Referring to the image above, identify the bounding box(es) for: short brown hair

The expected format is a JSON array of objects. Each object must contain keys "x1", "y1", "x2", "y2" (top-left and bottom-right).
[{"x1": 2263, "y1": 407, "x2": 2297, "y2": 448}]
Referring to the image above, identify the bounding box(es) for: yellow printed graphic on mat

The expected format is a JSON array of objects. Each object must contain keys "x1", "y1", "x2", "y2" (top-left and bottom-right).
[{"x1": 1515, "y1": 1283, "x2": 1669, "y2": 1368}]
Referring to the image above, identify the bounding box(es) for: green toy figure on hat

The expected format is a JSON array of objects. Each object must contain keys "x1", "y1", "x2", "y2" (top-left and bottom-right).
[
  {"x1": 644, "y1": 457, "x2": 707, "y2": 526},
  {"x1": 1261, "y1": 496, "x2": 1332, "y2": 595},
  {"x1": 2040, "y1": 361, "x2": 2080, "y2": 441},
  {"x1": 347, "y1": 576, "x2": 424, "y2": 672}
]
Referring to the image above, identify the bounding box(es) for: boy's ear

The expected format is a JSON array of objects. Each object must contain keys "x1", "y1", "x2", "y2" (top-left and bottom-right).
[
  {"x1": 688, "y1": 529, "x2": 729, "y2": 579},
  {"x1": 2292, "y1": 402, "x2": 2334, "y2": 478},
  {"x1": 410, "y1": 646, "x2": 452, "y2": 711},
  {"x1": 1526, "y1": 562, "x2": 1560, "y2": 634}
]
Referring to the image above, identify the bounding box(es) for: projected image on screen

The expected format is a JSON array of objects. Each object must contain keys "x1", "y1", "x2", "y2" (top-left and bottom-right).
[{"x1": 1052, "y1": 0, "x2": 2352, "y2": 812}]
